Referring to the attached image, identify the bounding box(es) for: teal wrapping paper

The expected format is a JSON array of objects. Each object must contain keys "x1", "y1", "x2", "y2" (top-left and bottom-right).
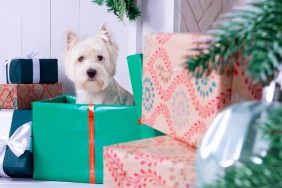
[{"x1": 33, "y1": 95, "x2": 163, "y2": 183}]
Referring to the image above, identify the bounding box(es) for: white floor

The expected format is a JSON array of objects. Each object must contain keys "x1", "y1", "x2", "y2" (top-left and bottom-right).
[{"x1": 0, "y1": 178, "x2": 104, "y2": 188}]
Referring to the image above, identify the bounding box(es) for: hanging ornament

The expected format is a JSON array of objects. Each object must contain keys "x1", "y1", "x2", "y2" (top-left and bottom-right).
[{"x1": 196, "y1": 70, "x2": 282, "y2": 188}]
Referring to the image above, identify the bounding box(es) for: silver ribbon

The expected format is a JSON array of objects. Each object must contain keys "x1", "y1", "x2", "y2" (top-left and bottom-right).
[
  {"x1": 32, "y1": 59, "x2": 40, "y2": 83},
  {"x1": 5, "y1": 59, "x2": 12, "y2": 84}
]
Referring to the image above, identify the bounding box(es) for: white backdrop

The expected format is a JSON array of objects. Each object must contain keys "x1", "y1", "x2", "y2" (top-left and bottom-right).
[
  {"x1": 0, "y1": 0, "x2": 133, "y2": 94},
  {"x1": 0, "y1": 0, "x2": 244, "y2": 95}
]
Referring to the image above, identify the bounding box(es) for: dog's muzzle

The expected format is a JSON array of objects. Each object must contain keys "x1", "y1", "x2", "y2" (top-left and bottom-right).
[{"x1": 86, "y1": 69, "x2": 97, "y2": 79}]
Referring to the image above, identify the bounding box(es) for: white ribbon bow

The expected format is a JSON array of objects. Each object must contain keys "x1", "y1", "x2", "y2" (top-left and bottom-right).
[{"x1": 0, "y1": 122, "x2": 32, "y2": 157}]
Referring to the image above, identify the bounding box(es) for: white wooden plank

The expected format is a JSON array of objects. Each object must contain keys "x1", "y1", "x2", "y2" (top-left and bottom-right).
[
  {"x1": 128, "y1": 0, "x2": 142, "y2": 54},
  {"x1": 0, "y1": 0, "x2": 21, "y2": 83},
  {"x1": 164, "y1": 0, "x2": 176, "y2": 32},
  {"x1": 80, "y1": 0, "x2": 132, "y2": 93},
  {"x1": 50, "y1": 0, "x2": 80, "y2": 94},
  {"x1": 21, "y1": 0, "x2": 51, "y2": 58},
  {"x1": 79, "y1": 0, "x2": 108, "y2": 37}
]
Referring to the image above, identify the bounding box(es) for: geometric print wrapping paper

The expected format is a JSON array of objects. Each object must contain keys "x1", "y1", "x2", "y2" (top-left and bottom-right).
[
  {"x1": 0, "y1": 83, "x2": 63, "y2": 109},
  {"x1": 104, "y1": 136, "x2": 196, "y2": 188},
  {"x1": 142, "y1": 33, "x2": 261, "y2": 147}
]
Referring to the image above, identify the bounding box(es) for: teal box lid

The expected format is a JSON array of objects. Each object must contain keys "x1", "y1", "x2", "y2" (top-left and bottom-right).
[{"x1": 127, "y1": 54, "x2": 143, "y2": 119}]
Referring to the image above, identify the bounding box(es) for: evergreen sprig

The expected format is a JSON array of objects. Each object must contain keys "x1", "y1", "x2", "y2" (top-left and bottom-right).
[
  {"x1": 91, "y1": 0, "x2": 140, "y2": 21},
  {"x1": 204, "y1": 106, "x2": 282, "y2": 188},
  {"x1": 186, "y1": 0, "x2": 282, "y2": 83}
]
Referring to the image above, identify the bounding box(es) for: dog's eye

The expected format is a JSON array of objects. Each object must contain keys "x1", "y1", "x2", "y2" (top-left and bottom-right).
[
  {"x1": 78, "y1": 56, "x2": 85, "y2": 62},
  {"x1": 97, "y1": 55, "x2": 103, "y2": 61}
]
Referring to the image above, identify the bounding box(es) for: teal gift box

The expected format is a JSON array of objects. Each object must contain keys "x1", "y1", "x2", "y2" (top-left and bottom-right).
[
  {"x1": 32, "y1": 95, "x2": 162, "y2": 184},
  {"x1": 0, "y1": 109, "x2": 32, "y2": 178},
  {"x1": 6, "y1": 59, "x2": 58, "y2": 84}
]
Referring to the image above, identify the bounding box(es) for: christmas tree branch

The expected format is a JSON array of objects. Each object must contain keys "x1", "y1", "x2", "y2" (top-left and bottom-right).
[
  {"x1": 186, "y1": 0, "x2": 282, "y2": 83},
  {"x1": 91, "y1": 0, "x2": 140, "y2": 21}
]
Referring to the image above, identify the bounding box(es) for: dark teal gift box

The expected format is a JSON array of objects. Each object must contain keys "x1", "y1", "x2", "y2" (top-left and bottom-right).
[
  {"x1": 0, "y1": 110, "x2": 32, "y2": 178},
  {"x1": 6, "y1": 59, "x2": 58, "y2": 84}
]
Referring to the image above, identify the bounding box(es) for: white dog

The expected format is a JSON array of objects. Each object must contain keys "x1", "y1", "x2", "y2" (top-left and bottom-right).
[{"x1": 64, "y1": 24, "x2": 134, "y2": 105}]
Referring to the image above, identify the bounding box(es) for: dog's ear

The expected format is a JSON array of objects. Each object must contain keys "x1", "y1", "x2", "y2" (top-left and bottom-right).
[
  {"x1": 99, "y1": 23, "x2": 111, "y2": 40},
  {"x1": 65, "y1": 30, "x2": 79, "y2": 50},
  {"x1": 99, "y1": 23, "x2": 118, "y2": 49},
  {"x1": 99, "y1": 23, "x2": 119, "y2": 65}
]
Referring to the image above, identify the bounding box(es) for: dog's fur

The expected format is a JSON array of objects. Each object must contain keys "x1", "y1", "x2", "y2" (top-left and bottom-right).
[{"x1": 64, "y1": 24, "x2": 134, "y2": 105}]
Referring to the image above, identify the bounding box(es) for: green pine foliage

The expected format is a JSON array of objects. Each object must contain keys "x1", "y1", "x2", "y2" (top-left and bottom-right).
[
  {"x1": 91, "y1": 0, "x2": 140, "y2": 21},
  {"x1": 185, "y1": 1, "x2": 282, "y2": 187},
  {"x1": 203, "y1": 106, "x2": 282, "y2": 188},
  {"x1": 186, "y1": 0, "x2": 282, "y2": 83}
]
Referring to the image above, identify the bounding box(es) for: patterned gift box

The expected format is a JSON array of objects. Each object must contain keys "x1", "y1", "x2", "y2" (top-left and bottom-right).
[
  {"x1": 230, "y1": 59, "x2": 262, "y2": 103},
  {"x1": 0, "y1": 109, "x2": 32, "y2": 178},
  {"x1": 0, "y1": 83, "x2": 62, "y2": 109},
  {"x1": 142, "y1": 33, "x2": 261, "y2": 147},
  {"x1": 104, "y1": 136, "x2": 196, "y2": 188},
  {"x1": 6, "y1": 59, "x2": 58, "y2": 84},
  {"x1": 33, "y1": 95, "x2": 162, "y2": 184}
]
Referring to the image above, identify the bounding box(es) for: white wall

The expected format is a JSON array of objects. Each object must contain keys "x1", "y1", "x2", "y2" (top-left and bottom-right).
[
  {"x1": 0, "y1": 0, "x2": 247, "y2": 96},
  {"x1": 129, "y1": 0, "x2": 176, "y2": 54},
  {"x1": 0, "y1": 0, "x2": 131, "y2": 95}
]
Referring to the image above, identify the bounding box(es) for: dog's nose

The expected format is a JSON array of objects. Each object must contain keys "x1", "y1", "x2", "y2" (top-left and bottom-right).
[{"x1": 86, "y1": 69, "x2": 97, "y2": 78}]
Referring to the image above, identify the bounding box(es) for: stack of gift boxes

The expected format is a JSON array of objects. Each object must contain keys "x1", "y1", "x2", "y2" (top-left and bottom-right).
[
  {"x1": 0, "y1": 58, "x2": 162, "y2": 182},
  {"x1": 103, "y1": 33, "x2": 262, "y2": 187},
  {"x1": 0, "y1": 58, "x2": 62, "y2": 178},
  {"x1": 0, "y1": 33, "x2": 261, "y2": 187}
]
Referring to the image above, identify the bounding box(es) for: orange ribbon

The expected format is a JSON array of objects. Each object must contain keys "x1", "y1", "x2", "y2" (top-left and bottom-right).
[
  {"x1": 138, "y1": 118, "x2": 142, "y2": 125},
  {"x1": 88, "y1": 104, "x2": 95, "y2": 183}
]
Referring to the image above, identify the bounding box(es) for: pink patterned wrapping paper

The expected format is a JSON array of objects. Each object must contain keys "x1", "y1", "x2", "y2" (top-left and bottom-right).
[
  {"x1": 142, "y1": 33, "x2": 261, "y2": 148},
  {"x1": 231, "y1": 58, "x2": 262, "y2": 103},
  {"x1": 104, "y1": 136, "x2": 196, "y2": 188}
]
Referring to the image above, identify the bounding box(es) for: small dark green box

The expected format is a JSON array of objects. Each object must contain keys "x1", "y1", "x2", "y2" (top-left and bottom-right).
[{"x1": 6, "y1": 59, "x2": 58, "y2": 84}]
